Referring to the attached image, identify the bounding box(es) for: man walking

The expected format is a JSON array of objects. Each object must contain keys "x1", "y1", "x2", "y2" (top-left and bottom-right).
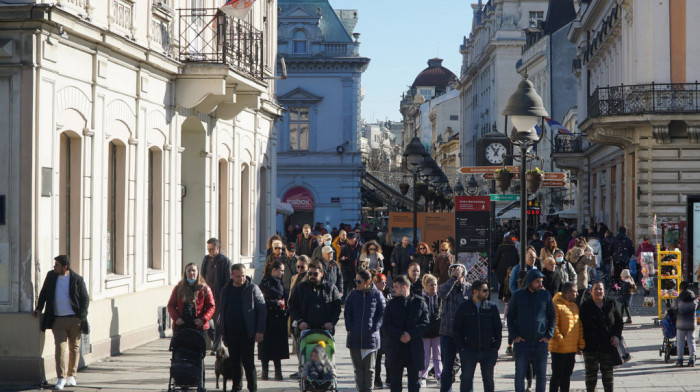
[
  {"x1": 345, "y1": 268, "x2": 386, "y2": 392},
  {"x1": 438, "y1": 264, "x2": 471, "y2": 392},
  {"x1": 321, "y1": 245, "x2": 343, "y2": 294},
  {"x1": 454, "y1": 280, "x2": 502, "y2": 392},
  {"x1": 507, "y1": 269, "x2": 555, "y2": 392},
  {"x1": 219, "y1": 264, "x2": 266, "y2": 392},
  {"x1": 201, "y1": 237, "x2": 232, "y2": 353},
  {"x1": 339, "y1": 232, "x2": 362, "y2": 298},
  {"x1": 390, "y1": 236, "x2": 413, "y2": 277},
  {"x1": 383, "y1": 275, "x2": 429, "y2": 392},
  {"x1": 288, "y1": 260, "x2": 342, "y2": 332},
  {"x1": 296, "y1": 224, "x2": 317, "y2": 257},
  {"x1": 33, "y1": 255, "x2": 90, "y2": 390},
  {"x1": 610, "y1": 227, "x2": 634, "y2": 287}
]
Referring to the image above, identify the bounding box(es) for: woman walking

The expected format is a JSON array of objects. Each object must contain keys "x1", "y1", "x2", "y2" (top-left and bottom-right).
[
  {"x1": 413, "y1": 242, "x2": 435, "y2": 277},
  {"x1": 167, "y1": 263, "x2": 216, "y2": 333},
  {"x1": 549, "y1": 282, "x2": 584, "y2": 392},
  {"x1": 673, "y1": 281, "x2": 698, "y2": 367},
  {"x1": 419, "y1": 274, "x2": 442, "y2": 386},
  {"x1": 258, "y1": 260, "x2": 290, "y2": 380},
  {"x1": 493, "y1": 237, "x2": 519, "y2": 300},
  {"x1": 359, "y1": 240, "x2": 385, "y2": 274},
  {"x1": 433, "y1": 242, "x2": 455, "y2": 285}
]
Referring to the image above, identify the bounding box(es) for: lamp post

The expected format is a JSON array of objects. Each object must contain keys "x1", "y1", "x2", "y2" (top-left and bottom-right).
[
  {"x1": 453, "y1": 179, "x2": 465, "y2": 196},
  {"x1": 403, "y1": 136, "x2": 428, "y2": 247},
  {"x1": 466, "y1": 175, "x2": 480, "y2": 196},
  {"x1": 502, "y1": 77, "x2": 548, "y2": 287}
]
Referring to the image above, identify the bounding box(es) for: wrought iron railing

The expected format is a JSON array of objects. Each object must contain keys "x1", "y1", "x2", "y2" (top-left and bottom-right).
[
  {"x1": 588, "y1": 82, "x2": 700, "y2": 117},
  {"x1": 178, "y1": 8, "x2": 263, "y2": 81},
  {"x1": 553, "y1": 135, "x2": 587, "y2": 153}
]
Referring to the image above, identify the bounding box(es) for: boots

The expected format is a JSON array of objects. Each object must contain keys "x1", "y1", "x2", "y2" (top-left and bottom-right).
[
  {"x1": 261, "y1": 362, "x2": 269, "y2": 380},
  {"x1": 689, "y1": 356, "x2": 696, "y2": 367},
  {"x1": 274, "y1": 360, "x2": 283, "y2": 380}
]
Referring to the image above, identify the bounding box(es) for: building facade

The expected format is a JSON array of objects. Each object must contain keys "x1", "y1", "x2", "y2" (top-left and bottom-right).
[
  {"x1": 558, "y1": 0, "x2": 700, "y2": 244},
  {"x1": 0, "y1": 0, "x2": 281, "y2": 381},
  {"x1": 276, "y1": 0, "x2": 369, "y2": 231}
]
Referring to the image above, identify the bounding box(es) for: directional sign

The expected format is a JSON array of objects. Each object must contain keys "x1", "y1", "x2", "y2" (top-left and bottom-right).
[
  {"x1": 542, "y1": 179, "x2": 568, "y2": 187},
  {"x1": 490, "y1": 194, "x2": 520, "y2": 201},
  {"x1": 459, "y1": 166, "x2": 519, "y2": 174},
  {"x1": 483, "y1": 172, "x2": 519, "y2": 180},
  {"x1": 482, "y1": 171, "x2": 567, "y2": 181}
]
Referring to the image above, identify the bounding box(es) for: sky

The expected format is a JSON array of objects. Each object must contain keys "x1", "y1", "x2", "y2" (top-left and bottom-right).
[{"x1": 329, "y1": 0, "x2": 474, "y2": 123}]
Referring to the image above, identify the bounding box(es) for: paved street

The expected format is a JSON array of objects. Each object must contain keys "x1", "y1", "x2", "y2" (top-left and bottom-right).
[{"x1": 8, "y1": 292, "x2": 700, "y2": 392}]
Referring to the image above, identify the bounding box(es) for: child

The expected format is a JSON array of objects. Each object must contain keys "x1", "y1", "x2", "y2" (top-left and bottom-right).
[
  {"x1": 673, "y1": 281, "x2": 698, "y2": 367},
  {"x1": 301, "y1": 342, "x2": 334, "y2": 380},
  {"x1": 619, "y1": 269, "x2": 637, "y2": 324}
]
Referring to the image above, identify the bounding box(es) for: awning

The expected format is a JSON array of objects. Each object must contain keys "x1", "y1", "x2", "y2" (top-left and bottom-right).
[
  {"x1": 556, "y1": 209, "x2": 577, "y2": 219},
  {"x1": 276, "y1": 197, "x2": 294, "y2": 216},
  {"x1": 496, "y1": 208, "x2": 521, "y2": 221}
]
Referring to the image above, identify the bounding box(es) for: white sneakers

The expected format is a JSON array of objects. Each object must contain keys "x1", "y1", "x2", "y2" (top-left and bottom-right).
[
  {"x1": 419, "y1": 378, "x2": 427, "y2": 388},
  {"x1": 55, "y1": 376, "x2": 76, "y2": 390}
]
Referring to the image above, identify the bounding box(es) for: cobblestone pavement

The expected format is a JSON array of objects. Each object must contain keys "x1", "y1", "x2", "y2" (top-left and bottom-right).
[{"x1": 8, "y1": 292, "x2": 700, "y2": 392}]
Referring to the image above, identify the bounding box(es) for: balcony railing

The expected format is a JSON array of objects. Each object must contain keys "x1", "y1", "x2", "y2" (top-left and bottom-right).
[
  {"x1": 178, "y1": 8, "x2": 263, "y2": 81},
  {"x1": 588, "y1": 82, "x2": 700, "y2": 118},
  {"x1": 553, "y1": 135, "x2": 587, "y2": 153}
]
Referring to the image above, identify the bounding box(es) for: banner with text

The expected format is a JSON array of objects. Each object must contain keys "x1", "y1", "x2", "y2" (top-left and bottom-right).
[{"x1": 455, "y1": 196, "x2": 491, "y2": 283}]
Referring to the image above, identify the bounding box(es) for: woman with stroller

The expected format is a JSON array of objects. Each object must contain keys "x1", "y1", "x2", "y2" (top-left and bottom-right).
[
  {"x1": 672, "y1": 281, "x2": 698, "y2": 367},
  {"x1": 167, "y1": 263, "x2": 216, "y2": 333},
  {"x1": 258, "y1": 260, "x2": 290, "y2": 380}
]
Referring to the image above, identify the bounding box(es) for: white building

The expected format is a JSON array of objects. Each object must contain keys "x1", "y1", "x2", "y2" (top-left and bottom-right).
[{"x1": 0, "y1": 0, "x2": 281, "y2": 382}]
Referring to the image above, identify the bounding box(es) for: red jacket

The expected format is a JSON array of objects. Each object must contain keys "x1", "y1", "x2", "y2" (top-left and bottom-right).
[
  {"x1": 636, "y1": 241, "x2": 656, "y2": 262},
  {"x1": 167, "y1": 284, "x2": 216, "y2": 331}
]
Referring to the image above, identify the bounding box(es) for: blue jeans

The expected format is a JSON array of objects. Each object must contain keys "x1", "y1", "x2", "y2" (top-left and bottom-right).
[
  {"x1": 440, "y1": 335, "x2": 458, "y2": 392},
  {"x1": 513, "y1": 340, "x2": 548, "y2": 392},
  {"x1": 458, "y1": 349, "x2": 498, "y2": 392}
]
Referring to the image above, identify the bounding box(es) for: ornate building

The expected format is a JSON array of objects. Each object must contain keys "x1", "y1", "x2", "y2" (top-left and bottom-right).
[{"x1": 0, "y1": 0, "x2": 281, "y2": 381}]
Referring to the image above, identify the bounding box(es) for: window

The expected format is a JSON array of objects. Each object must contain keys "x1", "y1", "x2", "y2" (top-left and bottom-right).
[
  {"x1": 219, "y1": 160, "x2": 229, "y2": 254},
  {"x1": 59, "y1": 133, "x2": 82, "y2": 274},
  {"x1": 288, "y1": 107, "x2": 309, "y2": 150},
  {"x1": 106, "y1": 141, "x2": 126, "y2": 275},
  {"x1": 240, "y1": 163, "x2": 251, "y2": 256},
  {"x1": 292, "y1": 30, "x2": 308, "y2": 54},
  {"x1": 419, "y1": 89, "x2": 433, "y2": 99},
  {"x1": 147, "y1": 148, "x2": 163, "y2": 270},
  {"x1": 258, "y1": 167, "x2": 268, "y2": 253},
  {"x1": 449, "y1": 115, "x2": 458, "y2": 121},
  {"x1": 529, "y1": 11, "x2": 544, "y2": 21}
]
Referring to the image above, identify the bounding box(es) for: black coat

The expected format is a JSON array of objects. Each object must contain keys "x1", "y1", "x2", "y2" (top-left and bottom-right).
[
  {"x1": 542, "y1": 268, "x2": 562, "y2": 297},
  {"x1": 382, "y1": 294, "x2": 429, "y2": 370},
  {"x1": 201, "y1": 252, "x2": 232, "y2": 303},
  {"x1": 422, "y1": 293, "x2": 442, "y2": 338},
  {"x1": 413, "y1": 253, "x2": 434, "y2": 276},
  {"x1": 36, "y1": 270, "x2": 90, "y2": 334},
  {"x1": 323, "y1": 260, "x2": 344, "y2": 294},
  {"x1": 258, "y1": 276, "x2": 290, "y2": 360},
  {"x1": 493, "y1": 245, "x2": 519, "y2": 283},
  {"x1": 390, "y1": 245, "x2": 413, "y2": 276},
  {"x1": 288, "y1": 280, "x2": 342, "y2": 330},
  {"x1": 339, "y1": 243, "x2": 362, "y2": 283},
  {"x1": 579, "y1": 297, "x2": 623, "y2": 354},
  {"x1": 453, "y1": 299, "x2": 502, "y2": 352}
]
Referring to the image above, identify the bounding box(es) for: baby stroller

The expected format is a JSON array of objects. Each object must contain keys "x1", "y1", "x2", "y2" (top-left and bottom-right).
[
  {"x1": 168, "y1": 328, "x2": 207, "y2": 392},
  {"x1": 297, "y1": 329, "x2": 337, "y2": 391},
  {"x1": 660, "y1": 309, "x2": 688, "y2": 363}
]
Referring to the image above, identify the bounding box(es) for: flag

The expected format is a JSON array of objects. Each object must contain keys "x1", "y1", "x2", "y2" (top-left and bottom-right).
[
  {"x1": 534, "y1": 124, "x2": 543, "y2": 136},
  {"x1": 545, "y1": 117, "x2": 573, "y2": 136},
  {"x1": 220, "y1": 0, "x2": 256, "y2": 20},
  {"x1": 651, "y1": 214, "x2": 657, "y2": 235}
]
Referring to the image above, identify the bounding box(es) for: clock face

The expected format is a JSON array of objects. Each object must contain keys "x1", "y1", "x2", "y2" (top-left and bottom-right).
[{"x1": 485, "y1": 142, "x2": 507, "y2": 164}]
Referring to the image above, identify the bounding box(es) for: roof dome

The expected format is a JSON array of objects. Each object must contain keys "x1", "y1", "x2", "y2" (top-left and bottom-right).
[{"x1": 411, "y1": 58, "x2": 457, "y2": 91}]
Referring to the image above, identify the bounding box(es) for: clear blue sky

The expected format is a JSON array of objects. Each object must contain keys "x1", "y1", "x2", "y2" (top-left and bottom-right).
[{"x1": 330, "y1": 0, "x2": 473, "y2": 123}]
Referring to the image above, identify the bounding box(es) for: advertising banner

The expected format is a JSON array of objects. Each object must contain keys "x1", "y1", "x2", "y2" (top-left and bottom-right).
[
  {"x1": 387, "y1": 212, "x2": 454, "y2": 252},
  {"x1": 455, "y1": 196, "x2": 491, "y2": 283},
  {"x1": 283, "y1": 186, "x2": 315, "y2": 211}
]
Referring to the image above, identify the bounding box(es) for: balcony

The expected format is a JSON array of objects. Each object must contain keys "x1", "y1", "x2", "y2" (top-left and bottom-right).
[
  {"x1": 588, "y1": 82, "x2": 700, "y2": 118},
  {"x1": 553, "y1": 134, "x2": 587, "y2": 153}
]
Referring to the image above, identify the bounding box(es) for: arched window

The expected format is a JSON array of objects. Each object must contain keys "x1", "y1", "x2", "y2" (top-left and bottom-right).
[{"x1": 292, "y1": 30, "x2": 308, "y2": 54}]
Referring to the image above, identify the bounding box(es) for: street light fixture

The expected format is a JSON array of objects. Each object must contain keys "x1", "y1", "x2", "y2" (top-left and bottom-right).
[
  {"x1": 466, "y1": 175, "x2": 480, "y2": 196},
  {"x1": 502, "y1": 77, "x2": 548, "y2": 286},
  {"x1": 403, "y1": 136, "x2": 429, "y2": 247},
  {"x1": 453, "y1": 179, "x2": 465, "y2": 196}
]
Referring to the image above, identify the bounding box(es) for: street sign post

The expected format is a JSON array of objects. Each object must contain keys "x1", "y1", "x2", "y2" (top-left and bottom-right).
[
  {"x1": 542, "y1": 179, "x2": 567, "y2": 187},
  {"x1": 490, "y1": 194, "x2": 520, "y2": 201},
  {"x1": 459, "y1": 166, "x2": 519, "y2": 174},
  {"x1": 482, "y1": 171, "x2": 568, "y2": 181}
]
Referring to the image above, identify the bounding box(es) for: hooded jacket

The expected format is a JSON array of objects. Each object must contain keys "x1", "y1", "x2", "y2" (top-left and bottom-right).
[
  {"x1": 549, "y1": 292, "x2": 585, "y2": 354},
  {"x1": 219, "y1": 276, "x2": 266, "y2": 341},
  {"x1": 507, "y1": 269, "x2": 556, "y2": 343},
  {"x1": 437, "y1": 276, "x2": 471, "y2": 337},
  {"x1": 344, "y1": 285, "x2": 386, "y2": 349},
  {"x1": 674, "y1": 289, "x2": 699, "y2": 331}
]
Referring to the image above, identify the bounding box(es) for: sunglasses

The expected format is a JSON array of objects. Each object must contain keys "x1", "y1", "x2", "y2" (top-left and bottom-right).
[
  {"x1": 273, "y1": 247, "x2": 282, "y2": 250},
  {"x1": 308, "y1": 272, "x2": 319, "y2": 277},
  {"x1": 369, "y1": 248, "x2": 377, "y2": 251},
  {"x1": 418, "y1": 247, "x2": 426, "y2": 250},
  {"x1": 296, "y1": 264, "x2": 306, "y2": 269},
  {"x1": 480, "y1": 288, "x2": 489, "y2": 292},
  {"x1": 354, "y1": 279, "x2": 365, "y2": 285},
  {"x1": 441, "y1": 249, "x2": 449, "y2": 252}
]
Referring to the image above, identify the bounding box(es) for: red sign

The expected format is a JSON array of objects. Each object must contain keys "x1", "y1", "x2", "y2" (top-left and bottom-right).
[
  {"x1": 283, "y1": 186, "x2": 315, "y2": 210},
  {"x1": 542, "y1": 179, "x2": 567, "y2": 187},
  {"x1": 455, "y1": 196, "x2": 491, "y2": 212}
]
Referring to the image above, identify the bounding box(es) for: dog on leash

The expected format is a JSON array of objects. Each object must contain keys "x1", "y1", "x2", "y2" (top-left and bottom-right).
[{"x1": 215, "y1": 347, "x2": 235, "y2": 391}]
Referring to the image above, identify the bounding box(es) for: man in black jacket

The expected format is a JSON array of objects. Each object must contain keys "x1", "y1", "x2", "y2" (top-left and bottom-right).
[
  {"x1": 288, "y1": 260, "x2": 342, "y2": 332},
  {"x1": 321, "y1": 246, "x2": 343, "y2": 294},
  {"x1": 33, "y1": 255, "x2": 89, "y2": 390},
  {"x1": 339, "y1": 232, "x2": 361, "y2": 298},
  {"x1": 454, "y1": 280, "x2": 502, "y2": 392},
  {"x1": 383, "y1": 275, "x2": 429, "y2": 392},
  {"x1": 201, "y1": 237, "x2": 232, "y2": 353},
  {"x1": 390, "y1": 236, "x2": 413, "y2": 277}
]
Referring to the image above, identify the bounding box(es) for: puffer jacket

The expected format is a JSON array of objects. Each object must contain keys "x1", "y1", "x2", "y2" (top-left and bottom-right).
[
  {"x1": 437, "y1": 276, "x2": 471, "y2": 337},
  {"x1": 549, "y1": 292, "x2": 585, "y2": 354},
  {"x1": 344, "y1": 285, "x2": 386, "y2": 349},
  {"x1": 566, "y1": 247, "x2": 596, "y2": 290}
]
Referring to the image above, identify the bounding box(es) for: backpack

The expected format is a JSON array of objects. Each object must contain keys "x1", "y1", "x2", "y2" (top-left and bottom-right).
[{"x1": 612, "y1": 237, "x2": 631, "y2": 265}]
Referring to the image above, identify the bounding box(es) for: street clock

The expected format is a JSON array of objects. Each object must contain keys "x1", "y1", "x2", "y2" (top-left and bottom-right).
[{"x1": 477, "y1": 130, "x2": 512, "y2": 166}]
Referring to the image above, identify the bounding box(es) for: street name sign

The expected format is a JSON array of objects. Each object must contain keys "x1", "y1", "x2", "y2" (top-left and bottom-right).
[
  {"x1": 490, "y1": 194, "x2": 520, "y2": 201},
  {"x1": 459, "y1": 166, "x2": 519, "y2": 174}
]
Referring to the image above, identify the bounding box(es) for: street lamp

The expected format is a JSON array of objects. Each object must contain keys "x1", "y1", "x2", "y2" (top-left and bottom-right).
[
  {"x1": 502, "y1": 77, "x2": 548, "y2": 286},
  {"x1": 403, "y1": 136, "x2": 428, "y2": 247},
  {"x1": 453, "y1": 179, "x2": 465, "y2": 196},
  {"x1": 466, "y1": 175, "x2": 480, "y2": 196}
]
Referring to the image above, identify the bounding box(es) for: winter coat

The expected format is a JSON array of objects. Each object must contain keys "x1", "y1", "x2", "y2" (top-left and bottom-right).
[
  {"x1": 579, "y1": 297, "x2": 623, "y2": 354},
  {"x1": 332, "y1": 237, "x2": 348, "y2": 261},
  {"x1": 219, "y1": 276, "x2": 266, "y2": 341},
  {"x1": 673, "y1": 290, "x2": 699, "y2": 331},
  {"x1": 542, "y1": 268, "x2": 562, "y2": 297},
  {"x1": 507, "y1": 269, "x2": 556, "y2": 343},
  {"x1": 359, "y1": 252, "x2": 385, "y2": 273},
  {"x1": 201, "y1": 252, "x2": 232, "y2": 303},
  {"x1": 35, "y1": 270, "x2": 90, "y2": 334},
  {"x1": 540, "y1": 247, "x2": 557, "y2": 263},
  {"x1": 611, "y1": 232, "x2": 635, "y2": 266},
  {"x1": 636, "y1": 241, "x2": 656, "y2": 261},
  {"x1": 508, "y1": 261, "x2": 541, "y2": 295},
  {"x1": 322, "y1": 259, "x2": 344, "y2": 294},
  {"x1": 390, "y1": 245, "x2": 413, "y2": 276},
  {"x1": 301, "y1": 345, "x2": 334, "y2": 379},
  {"x1": 437, "y1": 276, "x2": 471, "y2": 337},
  {"x1": 555, "y1": 259, "x2": 577, "y2": 285},
  {"x1": 382, "y1": 294, "x2": 429, "y2": 371},
  {"x1": 412, "y1": 253, "x2": 434, "y2": 276},
  {"x1": 493, "y1": 245, "x2": 519, "y2": 284},
  {"x1": 422, "y1": 291, "x2": 442, "y2": 338},
  {"x1": 258, "y1": 276, "x2": 290, "y2": 361},
  {"x1": 587, "y1": 238, "x2": 602, "y2": 268},
  {"x1": 296, "y1": 233, "x2": 318, "y2": 257},
  {"x1": 618, "y1": 280, "x2": 636, "y2": 306},
  {"x1": 167, "y1": 283, "x2": 216, "y2": 332},
  {"x1": 566, "y1": 247, "x2": 596, "y2": 290},
  {"x1": 433, "y1": 253, "x2": 455, "y2": 285},
  {"x1": 453, "y1": 299, "x2": 502, "y2": 352},
  {"x1": 339, "y1": 242, "x2": 362, "y2": 283},
  {"x1": 288, "y1": 280, "x2": 342, "y2": 330},
  {"x1": 344, "y1": 286, "x2": 386, "y2": 350},
  {"x1": 549, "y1": 293, "x2": 585, "y2": 354}
]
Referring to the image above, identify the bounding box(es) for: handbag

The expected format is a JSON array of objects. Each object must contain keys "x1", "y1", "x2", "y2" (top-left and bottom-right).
[{"x1": 613, "y1": 337, "x2": 631, "y2": 366}]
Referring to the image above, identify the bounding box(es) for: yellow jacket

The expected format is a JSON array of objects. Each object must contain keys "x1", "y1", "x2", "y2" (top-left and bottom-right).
[
  {"x1": 332, "y1": 237, "x2": 347, "y2": 261},
  {"x1": 548, "y1": 292, "x2": 585, "y2": 353}
]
